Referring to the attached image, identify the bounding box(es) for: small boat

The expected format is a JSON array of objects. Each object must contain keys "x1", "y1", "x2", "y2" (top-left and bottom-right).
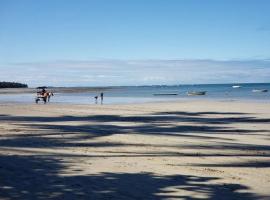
[
  {"x1": 252, "y1": 89, "x2": 268, "y2": 93},
  {"x1": 153, "y1": 93, "x2": 178, "y2": 96},
  {"x1": 232, "y1": 85, "x2": 241, "y2": 88},
  {"x1": 187, "y1": 91, "x2": 206, "y2": 96}
]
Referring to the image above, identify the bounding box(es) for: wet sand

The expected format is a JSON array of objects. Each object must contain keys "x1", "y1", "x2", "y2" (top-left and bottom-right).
[{"x1": 0, "y1": 101, "x2": 269, "y2": 199}]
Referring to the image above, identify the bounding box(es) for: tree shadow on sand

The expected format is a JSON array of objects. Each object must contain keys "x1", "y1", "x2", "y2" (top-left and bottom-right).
[
  {"x1": 0, "y1": 111, "x2": 269, "y2": 124},
  {"x1": 0, "y1": 111, "x2": 270, "y2": 199},
  {"x1": 0, "y1": 118, "x2": 269, "y2": 155},
  {"x1": 0, "y1": 155, "x2": 265, "y2": 200},
  {"x1": 0, "y1": 111, "x2": 269, "y2": 146},
  {"x1": 0, "y1": 111, "x2": 270, "y2": 158}
]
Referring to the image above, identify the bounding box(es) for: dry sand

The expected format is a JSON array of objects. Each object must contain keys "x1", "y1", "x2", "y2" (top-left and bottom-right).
[{"x1": 0, "y1": 101, "x2": 269, "y2": 199}]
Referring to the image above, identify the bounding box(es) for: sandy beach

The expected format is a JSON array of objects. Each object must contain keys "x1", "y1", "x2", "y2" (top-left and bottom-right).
[{"x1": 0, "y1": 100, "x2": 269, "y2": 199}]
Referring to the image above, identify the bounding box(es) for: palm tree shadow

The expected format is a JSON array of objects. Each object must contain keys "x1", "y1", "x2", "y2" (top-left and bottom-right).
[
  {"x1": 1, "y1": 110, "x2": 270, "y2": 199},
  {"x1": 0, "y1": 155, "x2": 265, "y2": 200}
]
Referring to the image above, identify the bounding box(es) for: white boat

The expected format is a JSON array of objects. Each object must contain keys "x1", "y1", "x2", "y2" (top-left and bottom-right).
[
  {"x1": 252, "y1": 89, "x2": 268, "y2": 93},
  {"x1": 232, "y1": 85, "x2": 241, "y2": 88},
  {"x1": 187, "y1": 91, "x2": 206, "y2": 96}
]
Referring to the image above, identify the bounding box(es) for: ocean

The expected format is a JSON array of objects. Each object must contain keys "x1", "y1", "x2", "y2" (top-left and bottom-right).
[{"x1": 0, "y1": 83, "x2": 269, "y2": 104}]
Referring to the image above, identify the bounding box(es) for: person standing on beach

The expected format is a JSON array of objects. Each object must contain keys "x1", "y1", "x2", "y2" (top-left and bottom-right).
[{"x1": 100, "y1": 92, "x2": 104, "y2": 104}]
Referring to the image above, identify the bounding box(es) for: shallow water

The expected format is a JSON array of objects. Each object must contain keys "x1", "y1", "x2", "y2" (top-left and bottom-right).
[{"x1": 0, "y1": 83, "x2": 269, "y2": 104}]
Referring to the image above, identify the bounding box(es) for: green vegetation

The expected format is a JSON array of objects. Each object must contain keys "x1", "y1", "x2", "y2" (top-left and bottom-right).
[{"x1": 0, "y1": 82, "x2": 28, "y2": 88}]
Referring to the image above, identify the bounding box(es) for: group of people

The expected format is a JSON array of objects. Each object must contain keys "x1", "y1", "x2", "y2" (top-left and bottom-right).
[
  {"x1": 36, "y1": 88, "x2": 104, "y2": 104},
  {"x1": 94, "y1": 92, "x2": 104, "y2": 104}
]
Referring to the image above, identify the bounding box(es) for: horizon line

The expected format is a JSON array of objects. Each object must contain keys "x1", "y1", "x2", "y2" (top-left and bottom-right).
[{"x1": 25, "y1": 82, "x2": 270, "y2": 88}]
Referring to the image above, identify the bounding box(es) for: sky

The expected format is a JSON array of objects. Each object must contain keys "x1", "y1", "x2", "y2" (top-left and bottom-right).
[{"x1": 0, "y1": 0, "x2": 270, "y2": 86}]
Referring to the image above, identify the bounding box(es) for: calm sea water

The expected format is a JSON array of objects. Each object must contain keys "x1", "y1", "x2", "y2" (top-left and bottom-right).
[{"x1": 0, "y1": 83, "x2": 269, "y2": 104}]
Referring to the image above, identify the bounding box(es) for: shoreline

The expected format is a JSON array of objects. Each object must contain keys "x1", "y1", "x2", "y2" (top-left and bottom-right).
[
  {"x1": 1, "y1": 83, "x2": 269, "y2": 105},
  {"x1": 0, "y1": 97, "x2": 269, "y2": 106}
]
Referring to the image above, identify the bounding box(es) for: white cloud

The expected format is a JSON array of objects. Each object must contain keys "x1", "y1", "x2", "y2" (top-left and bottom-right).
[{"x1": 0, "y1": 59, "x2": 269, "y2": 86}]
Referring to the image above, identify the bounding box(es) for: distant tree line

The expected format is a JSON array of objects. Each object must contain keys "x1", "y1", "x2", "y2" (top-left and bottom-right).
[{"x1": 0, "y1": 81, "x2": 28, "y2": 88}]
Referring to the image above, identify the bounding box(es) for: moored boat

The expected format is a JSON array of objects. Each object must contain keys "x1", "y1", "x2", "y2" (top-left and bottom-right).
[
  {"x1": 187, "y1": 91, "x2": 206, "y2": 96},
  {"x1": 252, "y1": 89, "x2": 268, "y2": 93},
  {"x1": 232, "y1": 85, "x2": 241, "y2": 88},
  {"x1": 153, "y1": 93, "x2": 178, "y2": 96}
]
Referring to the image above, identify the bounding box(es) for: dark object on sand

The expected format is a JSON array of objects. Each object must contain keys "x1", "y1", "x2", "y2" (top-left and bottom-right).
[
  {"x1": 187, "y1": 91, "x2": 206, "y2": 96},
  {"x1": 94, "y1": 96, "x2": 98, "y2": 104}
]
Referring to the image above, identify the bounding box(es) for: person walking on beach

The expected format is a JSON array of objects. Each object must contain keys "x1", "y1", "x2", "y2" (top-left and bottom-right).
[{"x1": 100, "y1": 92, "x2": 104, "y2": 104}]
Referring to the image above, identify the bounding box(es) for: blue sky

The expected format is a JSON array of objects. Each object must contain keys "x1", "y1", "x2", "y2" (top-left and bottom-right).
[{"x1": 0, "y1": 0, "x2": 269, "y2": 86}]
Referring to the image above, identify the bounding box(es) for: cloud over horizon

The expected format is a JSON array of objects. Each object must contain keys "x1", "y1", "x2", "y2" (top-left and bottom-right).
[{"x1": 0, "y1": 59, "x2": 269, "y2": 87}]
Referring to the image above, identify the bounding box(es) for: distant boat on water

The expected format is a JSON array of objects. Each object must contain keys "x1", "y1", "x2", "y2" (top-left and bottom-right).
[
  {"x1": 252, "y1": 89, "x2": 268, "y2": 93},
  {"x1": 153, "y1": 93, "x2": 178, "y2": 96},
  {"x1": 187, "y1": 91, "x2": 206, "y2": 96},
  {"x1": 232, "y1": 85, "x2": 241, "y2": 88}
]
